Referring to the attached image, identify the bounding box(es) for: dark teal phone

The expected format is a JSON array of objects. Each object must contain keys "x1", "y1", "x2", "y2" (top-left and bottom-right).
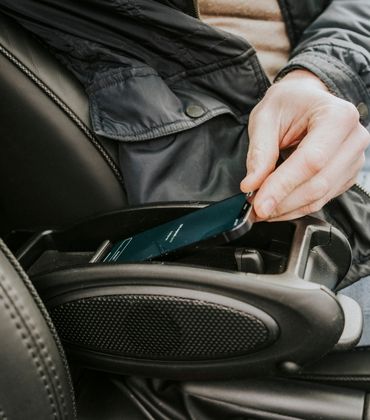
[{"x1": 101, "y1": 193, "x2": 254, "y2": 263}]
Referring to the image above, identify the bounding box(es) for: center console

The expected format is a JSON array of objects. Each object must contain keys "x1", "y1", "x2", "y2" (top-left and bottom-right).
[{"x1": 8, "y1": 202, "x2": 361, "y2": 382}]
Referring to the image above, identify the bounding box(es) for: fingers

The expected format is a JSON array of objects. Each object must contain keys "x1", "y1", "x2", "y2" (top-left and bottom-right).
[
  {"x1": 266, "y1": 175, "x2": 358, "y2": 222},
  {"x1": 267, "y1": 127, "x2": 367, "y2": 217},
  {"x1": 267, "y1": 179, "x2": 358, "y2": 222},
  {"x1": 257, "y1": 122, "x2": 370, "y2": 220},
  {"x1": 240, "y1": 106, "x2": 280, "y2": 193},
  {"x1": 252, "y1": 106, "x2": 364, "y2": 219},
  {"x1": 242, "y1": 70, "x2": 370, "y2": 222}
]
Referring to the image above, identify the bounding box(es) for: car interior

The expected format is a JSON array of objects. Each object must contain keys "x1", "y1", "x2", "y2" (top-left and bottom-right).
[{"x1": 2, "y1": 11, "x2": 370, "y2": 420}]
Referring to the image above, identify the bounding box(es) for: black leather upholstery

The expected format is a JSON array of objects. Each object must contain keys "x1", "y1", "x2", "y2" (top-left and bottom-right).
[
  {"x1": 0, "y1": 13, "x2": 128, "y2": 235},
  {"x1": 296, "y1": 348, "x2": 370, "y2": 390},
  {"x1": 0, "y1": 239, "x2": 75, "y2": 419}
]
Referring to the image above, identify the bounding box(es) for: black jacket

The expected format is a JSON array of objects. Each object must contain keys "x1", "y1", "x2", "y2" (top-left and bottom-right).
[{"x1": 1, "y1": 0, "x2": 370, "y2": 287}]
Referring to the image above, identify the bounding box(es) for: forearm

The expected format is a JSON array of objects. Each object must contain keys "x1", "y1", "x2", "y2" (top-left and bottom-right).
[{"x1": 277, "y1": 0, "x2": 370, "y2": 127}]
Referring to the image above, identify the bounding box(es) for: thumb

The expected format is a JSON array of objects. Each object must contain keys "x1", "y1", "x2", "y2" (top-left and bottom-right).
[{"x1": 240, "y1": 108, "x2": 280, "y2": 192}]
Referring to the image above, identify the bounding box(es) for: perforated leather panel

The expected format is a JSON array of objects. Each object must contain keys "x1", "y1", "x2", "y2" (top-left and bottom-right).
[{"x1": 50, "y1": 294, "x2": 272, "y2": 360}]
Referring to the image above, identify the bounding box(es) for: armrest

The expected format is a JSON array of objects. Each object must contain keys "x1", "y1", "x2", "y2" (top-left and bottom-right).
[{"x1": 17, "y1": 205, "x2": 356, "y2": 380}]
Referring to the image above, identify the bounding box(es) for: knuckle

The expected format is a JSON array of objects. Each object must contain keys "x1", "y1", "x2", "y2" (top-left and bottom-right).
[
  {"x1": 247, "y1": 147, "x2": 278, "y2": 175},
  {"x1": 265, "y1": 83, "x2": 280, "y2": 97},
  {"x1": 303, "y1": 146, "x2": 328, "y2": 175},
  {"x1": 359, "y1": 125, "x2": 370, "y2": 148},
  {"x1": 359, "y1": 153, "x2": 366, "y2": 169},
  {"x1": 249, "y1": 104, "x2": 265, "y2": 125},
  {"x1": 339, "y1": 177, "x2": 357, "y2": 196},
  {"x1": 247, "y1": 144, "x2": 264, "y2": 167},
  {"x1": 305, "y1": 200, "x2": 325, "y2": 215},
  {"x1": 262, "y1": 158, "x2": 277, "y2": 173},
  {"x1": 359, "y1": 135, "x2": 370, "y2": 151},
  {"x1": 309, "y1": 176, "x2": 330, "y2": 201},
  {"x1": 352, "y1": 125, "x2": 370, "y2": 149},
  {"x1": 341, "y1": 101, "x2": 360, "y2": 124},
  {"x1": 351, "y1": 154, "x2": 366, "y2": 175},
  {"x1": 358, "y1": 123, "x2": 370, "y2": 136},
  {"x1": 277, "y1": 176, "x2": 297, "y2": 198},
  {"x1": 249, "y1": 106, "x2": 258, "y2": 123},
  {"x1": 355, "y1": 158, "x2": 365, "y2": 177}
]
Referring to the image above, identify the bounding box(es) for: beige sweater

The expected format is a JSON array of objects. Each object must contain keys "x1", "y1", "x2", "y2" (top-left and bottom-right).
[{"x1": 199, "y1": 0, "x2": 291, "y2": 81}]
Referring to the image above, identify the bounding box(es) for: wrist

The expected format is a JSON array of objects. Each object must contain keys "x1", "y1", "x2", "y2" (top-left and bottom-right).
[{"x1": 278, "y1": 69, "x2": 329, "y2": 92}]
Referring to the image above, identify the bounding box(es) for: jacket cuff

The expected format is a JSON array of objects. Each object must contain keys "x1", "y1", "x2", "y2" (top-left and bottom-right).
[{"x1": 276, "y1": 50, "x2": 370, "y2": 127}]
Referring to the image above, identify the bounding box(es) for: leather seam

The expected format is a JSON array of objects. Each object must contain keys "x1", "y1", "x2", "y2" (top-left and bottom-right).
[
  {"x1": 0, "y1": 240, "x2": 76, "y2": 418},
  {"x1": 0, "y1": 43, "x2": 125, "y2": 190},
  {"x1": 0, "y1": 271, "x2": 61, "y2": 419}
]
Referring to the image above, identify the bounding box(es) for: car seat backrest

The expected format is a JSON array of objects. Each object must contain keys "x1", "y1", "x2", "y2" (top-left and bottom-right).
[
  {"x1": 0, "y1": 238, "x2": 75, "y2": 419},
  {"x1": 0, "y1": 13, "x2": 128, "y2": 235}
]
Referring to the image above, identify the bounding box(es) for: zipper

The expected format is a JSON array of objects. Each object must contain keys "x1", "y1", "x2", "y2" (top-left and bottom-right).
[
  {"x1": 190, "y1": 0, "x2": 200, "y2": 18},
  {"x1": 353, "y1": 182, "x2": 370, "y2": 200}
]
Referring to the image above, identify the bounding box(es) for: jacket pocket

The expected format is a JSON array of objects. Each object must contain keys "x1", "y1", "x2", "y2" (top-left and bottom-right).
[
  {"x1": 87, "y1": 65, "x2": 240, "y2": 142},
  {"x1": 87, "y1": 65, "x2": 250, "y2": 205}
]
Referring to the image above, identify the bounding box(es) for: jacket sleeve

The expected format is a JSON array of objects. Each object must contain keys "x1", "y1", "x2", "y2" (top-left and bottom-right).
[{"x1": 277, "y1": 0, "x2": 370, "y2": 127}]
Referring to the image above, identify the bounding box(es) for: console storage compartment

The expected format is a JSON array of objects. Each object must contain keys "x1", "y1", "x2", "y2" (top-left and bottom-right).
[{"x1": 8, "y1": 203, "x2": 361, "y2": 381}]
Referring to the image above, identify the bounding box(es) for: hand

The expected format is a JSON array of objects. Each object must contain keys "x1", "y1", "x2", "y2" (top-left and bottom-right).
[{"x1": 241, "y1": 69, "x2": 370, "y2": 221}]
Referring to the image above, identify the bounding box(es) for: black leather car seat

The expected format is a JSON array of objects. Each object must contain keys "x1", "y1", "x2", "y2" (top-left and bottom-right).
[
  {"x1": 0, "y1": 238, "x2": 75, "y2": 419},
  {"x1": 0, "y1": 13, "x2": 128, "y2": 236},
  {"x1": 0, "y1": 237, "x2": 154, "y2": 420}
]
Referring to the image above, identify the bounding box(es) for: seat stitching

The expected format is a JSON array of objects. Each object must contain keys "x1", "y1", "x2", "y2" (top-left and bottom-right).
[
  {"x1": 10, "y1": 291, "x2": 69, "y2": 418},
  {"x1": 0, "y1": 272, "x2": 60, "y2": 419},
  {"x1": 0, "y1": 240, "x2": 76, "y2": 418},
  {"x1": 0, "y1": 43, "x2": 125, "y2": 191}
]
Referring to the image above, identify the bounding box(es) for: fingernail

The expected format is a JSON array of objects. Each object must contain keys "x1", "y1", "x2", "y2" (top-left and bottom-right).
[{"x1": 259, "y1": 198, "x2": 276, "y2": 218}]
